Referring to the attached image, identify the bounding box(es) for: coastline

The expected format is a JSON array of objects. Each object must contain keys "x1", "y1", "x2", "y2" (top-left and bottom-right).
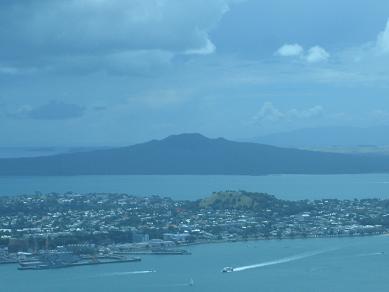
[{"x1": 181, "y1": 232, "x2": 387, "y2": 248}]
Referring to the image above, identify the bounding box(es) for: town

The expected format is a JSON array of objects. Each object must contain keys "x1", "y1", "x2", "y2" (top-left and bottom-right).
[{"x1": 1, "y1": 191, "x2": 389, "y2": 269}]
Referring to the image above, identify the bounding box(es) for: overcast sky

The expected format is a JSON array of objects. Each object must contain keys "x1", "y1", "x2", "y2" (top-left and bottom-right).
[{"x1": 1, "y1": 0, "x2": 389, "y2": 146}]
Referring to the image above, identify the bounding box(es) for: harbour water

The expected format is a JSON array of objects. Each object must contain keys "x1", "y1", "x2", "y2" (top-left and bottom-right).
[
  {"x1": 1, "y1": 236, "x2": 389, "y2": 292},
  {"x1": 0, "y1": 173, "x2": 389, "y2": 200}
]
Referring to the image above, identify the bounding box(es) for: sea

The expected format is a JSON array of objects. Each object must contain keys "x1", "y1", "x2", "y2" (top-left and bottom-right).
[
  {"x1": 1, "y1": 236, "x2": 389, "y2": 292},
  {"x1": 0, "y1": 174, "x2": 389, "y2": 200},
  {"x1": 1, "y1": 174, "x2": 389, "y2": 291}
]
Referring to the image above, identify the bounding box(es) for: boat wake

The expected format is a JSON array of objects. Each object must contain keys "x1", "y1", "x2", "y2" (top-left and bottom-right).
[
  {"x1": 100, "y1": 270, "x2": 156, "y2": 277},
  {"x1": 356, "y1": 252, "x2": 385, "y2": 257},
  {"x1": 232, "y1": 249, "x2": 331, "y2": 272}
]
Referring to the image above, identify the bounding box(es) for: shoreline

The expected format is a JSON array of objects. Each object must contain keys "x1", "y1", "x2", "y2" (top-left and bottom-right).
[
  {"x1": 181, "y1": 232, "x2": 387, "y2": 248},
  {"x1": 1, "y1": 234, "x2": 387, "y2": 270}
]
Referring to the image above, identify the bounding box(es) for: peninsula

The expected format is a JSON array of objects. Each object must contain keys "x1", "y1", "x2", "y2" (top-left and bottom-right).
[{"x1": 1, "y1": 190, "x2": 388, "y2": 268}]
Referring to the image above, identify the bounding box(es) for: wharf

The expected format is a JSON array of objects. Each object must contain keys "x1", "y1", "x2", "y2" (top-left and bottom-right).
[
  {"x1": 118, "y1": 249, "x2": 191, "y2": 255},
  {"x1": 18, "y1": 257, "x2": 141, "y2": 270},
  {"x1": 0, "y1": 260, "x2": 18, "y2": 264}
]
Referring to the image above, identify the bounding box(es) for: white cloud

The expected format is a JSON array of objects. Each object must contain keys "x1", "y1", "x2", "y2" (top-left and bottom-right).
[
  {"x1": 305, "y1": 46, "x2": 330, "y2": 63},
  {"x1": 376, "y1": 19, "x2": 389, "y2": 54},
  {"x1": 252, "y1": 102, "x2": 285, "y2": 122},
  {"x1": 342, "y1": 18, "x2": 389, "y2": 59},
  {"x1": 185, "y1": 38, "x2": 216, "y2": 55},
  {"x1": 275, "y1": 44, "x2": 329, "y2": 63},
  {"x1": 276, "y1": 44, "x2": 304, "y2": 57},
  {"x1": 252, "y1": 102, "x2": 324, "y2": 124}
]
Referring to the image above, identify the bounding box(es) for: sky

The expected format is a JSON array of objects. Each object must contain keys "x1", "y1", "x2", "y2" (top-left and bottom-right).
[{"x1": 1, "y1": 0, "x2": 389, "y2": 146}]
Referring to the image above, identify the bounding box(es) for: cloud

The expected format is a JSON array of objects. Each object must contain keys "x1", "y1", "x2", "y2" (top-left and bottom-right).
[
  {"x1": 0, "y1": 0, "x2": 237, "y2": 73},
  {"x1": 184, "y1": 38, "x2": 216, "y2": 55},
  {"x1": 276, "y1": 44, "x2": 304, "y2": 57},
  {"x1": 305, "y1": 46, "x2": 330, "y2": 63},
  {"x1": 342, "y1": 18, "x2": 389, "y2": 60},
  {"x1": 276, "y1": 44, "x2": 329, "y2": 63},
  {"x1": 252, "y1": 102, "x2": 324, "y2": 124},
  {"x1": 0, "y1": 66, "x2": 20, "y2": 75},
  {"x1": 252, "y1": 102, "x2": 285, "y2": 122},
  {"x1": 288, "y1": 105, "x2": 324, "y2": 118},
  {"x1": 11, "y1": 101, "x2": 85, "y2": 120},
  {"x1": 376, "y1": 19, "x2": 389, "y2": 54}
]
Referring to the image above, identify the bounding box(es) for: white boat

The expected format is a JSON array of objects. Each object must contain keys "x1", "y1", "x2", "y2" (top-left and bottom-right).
[{"x1": 222, "y1": 267, "x2": 234, "y2": 273}]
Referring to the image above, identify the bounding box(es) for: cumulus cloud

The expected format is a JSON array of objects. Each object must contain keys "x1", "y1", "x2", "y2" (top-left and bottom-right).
[
  {"x1": 184, "y1": 38, "x2": 217, "y2": 55},
  {"x1": 252, "y1": 102, "x2": 324, "y2": 124},
  {"x1": 252, "y1": 102, "x2": 285, "y2": 122},
  {"x1": 11, "y1": 101, "x2": 85, "y2": 120},
  {"x1": 276, "y1": 44, "x2": 329, "y2": 63},
  {"x1": 342, "y1": 18, "x2": 389, "y2": 61},
  {"x1": 376, "y1": 19, "x2": 389, "y2": 54},
  {"x1": 305, "y1": 46, "x2": 330, "y2": 63},
  {"x1": 276, "y1": 44, "x2": 304, "y2": 57}
]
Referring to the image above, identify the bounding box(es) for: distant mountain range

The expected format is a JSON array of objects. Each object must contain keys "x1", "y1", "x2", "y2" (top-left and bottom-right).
[
  {"x1": 251, "y1": 126, "x2": 389, "y2": 148},
  {"x1": 1, "y1": 133, "x2": 389, "y2": 176}
]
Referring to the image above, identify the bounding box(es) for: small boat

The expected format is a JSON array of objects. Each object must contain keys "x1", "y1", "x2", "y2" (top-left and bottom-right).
[
  {"x1": 189, "y1": 278, "x2": 194, "y2": 286},
  {"x1": 222, "y1": 267, "x2": 234, "y2": 273}
]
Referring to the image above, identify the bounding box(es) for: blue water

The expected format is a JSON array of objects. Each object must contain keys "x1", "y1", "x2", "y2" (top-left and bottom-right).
[
  {"x1": 1, "y1": 174, "x2": 389, "y2": 200},
  {"x1": 2, "y1": 236, "x2": 389, "y2": 292}
]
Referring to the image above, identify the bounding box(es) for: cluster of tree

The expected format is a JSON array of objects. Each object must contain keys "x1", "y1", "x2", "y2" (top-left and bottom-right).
[{"x1": 198, "y1": 191, "x2": 311, "y2": 216}]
